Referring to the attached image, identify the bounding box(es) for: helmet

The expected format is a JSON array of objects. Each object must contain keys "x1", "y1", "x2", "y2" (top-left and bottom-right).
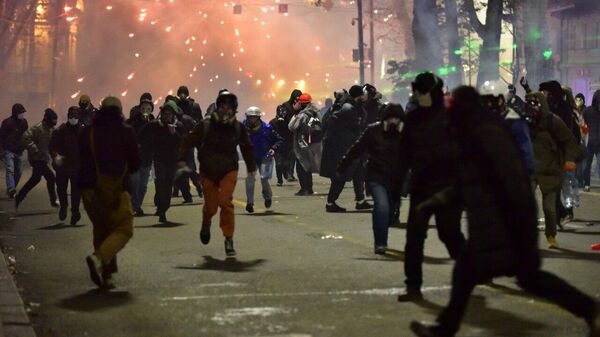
[
  {"x1": 245, "y1": 106, "x2": 263, "y2": 117},
  {"x1": 216, "y1": 91, "x2": 238, "y2": 110}
]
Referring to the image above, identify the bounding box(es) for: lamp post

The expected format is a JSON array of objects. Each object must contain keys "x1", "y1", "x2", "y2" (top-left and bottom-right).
[{"x1": 357, "y1": 0, "x2": 365, "y2": 85}]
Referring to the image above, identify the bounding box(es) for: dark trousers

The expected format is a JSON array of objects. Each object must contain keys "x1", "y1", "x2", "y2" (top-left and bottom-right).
[
  {"x1": 286, "y1": 151, "x2": 296, "y2": 178},
  {"x1": 275, "y1": 150, "x2": 292, "y2": 183},
  {"x1": 17, "y1": 160, "x2": 57, "y2": 204},
  {"x1": 583, "y1": 143, "x2": 600, "y2": 186},
  {"x1": 56, "y1": 171, "x2": 80, "y2": 212},
  {"x1": 437, "y1": 248, "x2": 597, "y2": 334},
  {"x1": 326, "y1": 166, "x2": 366, "y2": 204},
  {"x1": 296, "y1": 160, "x2": 313, "y2": 192},
  {"x1": 404, "y1": 192, "x2": 465, "y2": 290},
  {"x1": 154, "y1": 162, "x2": 176, "y2": 214},
  {"x1": 174, "y1": 152, "x2": 203, "y2": 200}
]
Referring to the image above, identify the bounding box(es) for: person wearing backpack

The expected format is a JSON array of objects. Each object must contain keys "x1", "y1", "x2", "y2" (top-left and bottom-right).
[
  {"x1": 288, "y1": 93, "x2": 323, "y2": 196},
  {"x1": 78, "y1": 96, "x2": 141, "y2": 289},
  {"x1": 243, "y1": 106, "x2": 283, "y2": 213},
  {"x1": 179, "y1": 91, "x2": 256, "y2": 256},
  {"x1": 0, "y1": 103, "x2": 28, "y2": 199},
  {"x1": 321, "y1": 85, "x2": 372, "y2": 212},
  {"x1": 526, "y1": 92, "x2": 581, "y2": 249},
  {"x1": 270, "y1": 90, "x2": 302, "y2": 185}
]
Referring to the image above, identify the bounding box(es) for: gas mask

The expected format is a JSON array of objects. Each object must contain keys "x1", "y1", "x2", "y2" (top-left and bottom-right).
[
  {"x1": 17, "y1": 113, "x2": 25, "y2": 120},
  {"x1": 525, "y1": 99, "x2": 542, "y2": 125}
]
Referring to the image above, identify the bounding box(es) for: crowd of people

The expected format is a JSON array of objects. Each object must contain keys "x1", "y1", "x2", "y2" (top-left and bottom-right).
[{"x1": 1, "y1": 73, "x2": 599, "y2": 336}]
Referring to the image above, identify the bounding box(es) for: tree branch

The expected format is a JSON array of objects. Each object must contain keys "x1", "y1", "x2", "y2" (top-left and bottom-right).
[{"x1": 462, "y1": 0, "x2": 486, "y2": 35}]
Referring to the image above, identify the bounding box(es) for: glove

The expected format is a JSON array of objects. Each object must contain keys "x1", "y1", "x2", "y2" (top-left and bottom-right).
[
  {"x1": 564, "y1": 161, "x2": 576, "y2": 172},
  {"x1": 519, "y1": 76, "x2": 531, "y2": 93}
]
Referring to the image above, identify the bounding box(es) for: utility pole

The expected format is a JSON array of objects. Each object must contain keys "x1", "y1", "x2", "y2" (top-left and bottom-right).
[
  {"x1": 357, "y1": 0, "x2": 365, "y2": 85},
  {"x1": 368, "y1": 0, "x2": 375, "y2": 85}
]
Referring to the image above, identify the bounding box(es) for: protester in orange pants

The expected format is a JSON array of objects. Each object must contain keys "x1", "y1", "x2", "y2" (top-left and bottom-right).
[{"x1": 179, "y1": 91, "x2": 256, "y2": 256}]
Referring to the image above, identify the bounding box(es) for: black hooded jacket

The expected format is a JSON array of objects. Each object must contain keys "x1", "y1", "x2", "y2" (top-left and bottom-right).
[
  {"x1": 78, "y1": 109, "x2": 141, "y2": 190},
  {"x1": 584, "y1": 90, "x2": 600, "y2": 145},
  {"x1": 0, "y1": 112, "x2": 28, "y2": 154},
  {"x1": 270, "y1": 90, "x2": 302, "y2": 151}
]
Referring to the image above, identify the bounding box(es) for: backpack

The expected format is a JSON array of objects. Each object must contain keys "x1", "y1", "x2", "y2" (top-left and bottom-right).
[
  {"x1": 306, "y1": 115, "x2": 323, "y2": 144},
  {"x1": 89, "y1": 128, "x2": 127, "y2": 211}
]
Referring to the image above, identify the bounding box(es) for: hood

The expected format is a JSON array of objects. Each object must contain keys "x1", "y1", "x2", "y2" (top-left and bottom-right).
[
  {"x1": 288, "y1": 89, "x2": 302, "y2": 104},
  {"x1": 526, "y1": 92, "x2": 551, "y2": 117}
]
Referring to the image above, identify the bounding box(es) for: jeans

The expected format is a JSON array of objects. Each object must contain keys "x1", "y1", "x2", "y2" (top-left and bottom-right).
[
  {"x1": 327, "y1": 165, "x2": 366, "y2": 204},
  {"x1": 154, "y1": 162, "x2": 176, "y2": 214},
  {"x1": 130, "y1": 164, "x2": 152, "y2": 210},
  {"x1": 56, "y1": 171, "x2": 80, "y2": 212},
  {"x1": 2, "y1": 151, "x2": 23, "y2": 193},
  {"x1": 404, "y1": 192, "x2": 465, "y2": 290},
  {"x1": 246, "y1": 158, "x2": 274, "y2": 205},
  {"x1": 17, "y1": 160, "x2": 57, "y2": 204},
  {"x1": 583, "y1": 143, "x2": 600, "y2": 186},
  {"x1": 437, "y1": 248, "x2": 597, "y2": 334},
  {"x1": 369, "y1": 182, "x2": 399, "y2": 247},
  {"x1": 296, "y1": 159, "x2": 313, "y2": 192}
]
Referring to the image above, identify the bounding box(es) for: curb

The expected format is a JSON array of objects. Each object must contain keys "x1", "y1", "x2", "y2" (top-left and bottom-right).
[{"x1": 0, "y1": 252, "x2": 36, "y2": 337}]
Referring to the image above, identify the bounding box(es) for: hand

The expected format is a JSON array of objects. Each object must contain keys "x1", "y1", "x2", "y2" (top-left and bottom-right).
[
  {"x1": 267, "y1": 149, "x2": 275, "y2": 157},
  {"x1": 519, "y1": 76, "x2": 527, "y2": 87},
  {"x1": 564, "y1": 161, "x2": 577, "y2": 172}
]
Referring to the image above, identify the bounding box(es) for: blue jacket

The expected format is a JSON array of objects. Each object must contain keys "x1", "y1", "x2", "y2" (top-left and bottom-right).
[
  {"x1": 243, "y1": 120, "x2": 283, "y2": 164},
  {"x1": 504, "y1": 108, "x2": 534, "y2": 175}
]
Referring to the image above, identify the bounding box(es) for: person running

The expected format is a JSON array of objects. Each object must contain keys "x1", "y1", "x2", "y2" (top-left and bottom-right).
[
  {"x1": 243, "y1": 106, "x2": 283, "y2": 213},
  {"x1": 0, "y1": 103, "x2": 28, "y2": 199},
  {"x1": 179, "y1": 91, "x2": 256, "y2": 256},
  {"x1": 410, "y1": 86, "x2": 600, "y2": 337},
  {"x1": 78, "y1": 96, "x2": 140, "y2": 289},
  {"x1": 337, "y1": 103, "x2": 405, "y2": 254},
  {"x1": 15, "y1": 108, "x2": 58, "y2": 209},
  {"x1": 49, "y1": 106, "x2": 83, "y2": 225}
]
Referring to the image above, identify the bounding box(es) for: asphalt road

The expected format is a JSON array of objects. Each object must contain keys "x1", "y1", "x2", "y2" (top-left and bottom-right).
[{"x1": 1, "y1": 169, "x2": 599, "y2": 337}]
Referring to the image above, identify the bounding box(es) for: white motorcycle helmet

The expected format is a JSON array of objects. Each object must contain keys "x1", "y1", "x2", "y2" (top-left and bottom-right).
[{"x1": 245, "y1": 106, "x2": 264, "y2": 117}]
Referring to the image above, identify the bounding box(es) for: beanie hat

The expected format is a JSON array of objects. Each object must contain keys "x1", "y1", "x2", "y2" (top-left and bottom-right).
[
  {"x1": 100, "y1": 96, "x2": 123, "y2": 113},
  {"x1": 67, "y1": 106, "x2": 81, "y2": 117},
  {"x1": 11, "y1": 103, "x2": 26, "y2": 116},
  {"x1": 177, "y1": 86, "x2": 189, "y2": 97},
  {"x1": 539, "y1": 81, "x2": 563, "y2": 96},
  {"x1": 380, "y1": 103, "x2": 405, "y2": 120},
  {"x1": 161, "y1": 100, "x2": 182, "y2": 115},
  {"x1": 412, "y1": 72, "x2": 443, "y2": 94},
  {"x1": 139, "y1": 92, "x2": 154, "y2": 112},
  {"x1": 298, "y1": 93, "x2": 312, "y2": 104},
  {"x1": 79, "y1": 94, "x2": 91, "y2": 104},
  {"x1": 44, "y1": 108, "x2": 58, "y2": 121},
  {"x1": 349, "y1": 85, "x2": 364, "y2": 98}
]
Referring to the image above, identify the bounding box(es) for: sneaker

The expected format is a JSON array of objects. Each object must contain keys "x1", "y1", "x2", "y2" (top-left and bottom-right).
[
  {"x1": 546, "y1": 235, "x2": 559, "y2": 249},
  {"x1": 86, "y1": 255, "x2": 104, "y2": 287},
  {"x1": 182, "y1": 199, "x2": 193, "y2": 204},
  {"x1": 7, "y1": 190, "x2": 16, "y2": 200},
  {"x1": 245, "y1": 203, "x2": 254, "y2": 213},
  {"x1": 50, "y1": 200, "x2": 60, "y2": 208},
  {"x1": 584, "y1": 186, "x2": 591, "y2": 192},
  {"x1": 295, "y1": 189, "x2": 311, "y2": 196},
  {"x1": 355, "y1": 200, "x2": 373, "y2": 210},
  {"x1": 134, "y1": 208, "x2": 145, "y2": 217},
  {"x1": 70, "y1": 211, "x2": 81, "y2": 226},
  {"x1": 397, "y1": 289, "x2": 424, "y2": 302},
  {"x1": 559, "y1": 215, "x2": 573, "y2": 230},
  {"x1": 410, "y1": 321, "x2": 453, "y2": 337},
  {"x1": 158, "y1": 213, "x2": 167, "y2": 223},
  {"x1": 374, "y1": 246, "x2": 387, "y2": 255},
  {"x1": 326, "y1": 202, "x2": 346, "y2": 213},
  {"x1": 200, "y1": 223, "x2": 211, "y2": 244},
  {"x1": 276, "y1": 181, "x2": 283, "y2": 187},
  {"x1": 59, "y1": 206, "x2": 68, "y2": 221},
  {"x1": 265, "y1": 199, "x2": 272, "y2": 209},
  {"x1": 225, "y1": 237, "x2": 236, "y2": 256},
  {"x1": 102, "y1": 274, "x2": 116, "y2": 290}
]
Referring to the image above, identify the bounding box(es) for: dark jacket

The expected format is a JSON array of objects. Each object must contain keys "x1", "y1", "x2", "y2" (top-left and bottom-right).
[
  {"x1": 244, "y1": 120, "x2": 283, "y2": 165},
  {"x1": 320, "y1": 100, "x2": 366, "y2": 179},
  {"x1": 22, "y1": 122, "x2": 54, "y2": 163},
  {"x1": 338, "y1": 122, "x2": 404, "y2": 189},
  {"x1": 270, "y1": 101, "x2": 296, "y2": 151},
  {"x1": 177, "y1": 98, "x2": 202, "y2": 122},
  {"x1": 399, "y1": 105, "x2": 460, "y2": 196},
  {"x1": 583, "y1": 90, "x2": 600, "y2": 145},
  {"x1": 49, "y1": 122, "x2": 82, "y2": 174},
  {"x1": 364, "y1": 99, "x2": 384, "y2": 125},
  {"x1": 78, "y1": 111, "x2": 141, "y2": 190},
  {"x1": 528, "y1": 92, "x2": 581, "y2": 193},
  {"x1": 138, "y1": 120, "x2": 182, "y2": 165},
  {"x1": 80, "y1": 105, "x2": 97, "y2": 127},
  {"x1": 126, "y1": 114, "x2": 153, "y2": 166},
  {"x1": 0, "y1": 115, "x2": 28, "y2": 154},
  {"x1": 436, "y1": 106, "x2": 540, "y2": 281},
  {"x1": 179, "y1": 116, "x2": 256, "y2": 182}
]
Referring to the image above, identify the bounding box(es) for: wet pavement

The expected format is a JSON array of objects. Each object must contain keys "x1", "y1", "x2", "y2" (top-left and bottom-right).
[{"x1": 1, "y1": 169, "x2": 599, "y2": 337}]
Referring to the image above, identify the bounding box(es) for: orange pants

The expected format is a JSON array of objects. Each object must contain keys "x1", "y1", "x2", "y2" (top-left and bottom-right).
[{"x1": 201, "y1": 171, "x2": 238, "y2": 237}]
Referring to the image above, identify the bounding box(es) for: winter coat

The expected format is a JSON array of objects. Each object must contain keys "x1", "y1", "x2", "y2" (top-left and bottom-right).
[
  {"x1": 80, "y1": 105, "x2": 97, "y2": 127},
  {"x1": 243, "y1": 120, "x2": 283, "y2": 165},
  {"x1": 528, "y1": 92, "x2": 582, "y2": 193},
  {"x1": 320, "y1": 100, "x2": 365, "y2": 179},
  {"x1": 399, "y1": 105, "x2": 460, "y2": 196},
  {"x1": 177, "y1": 98, "x2": 202, "y2": 122},
  {"x1": 126, "y1": 116, "x2": 153, "y2": 166},
  {"x1": 138, "y1": 120, "x2": 183, "y2": 165},
  {"x1": 338, "y1": 122, "x2": 404, "y2": 190},
  {"x1": 584, "y1": 90, "x2": 600, "y2": 145},
  {"x1": 179, "y1": 116, "x2": 256, "y2": 182},
  {"x1": 0, "y1": 115, "x2": 28, "y2": 154},
  {"x1": 503, "y1": 108, "x2": 534, "y2": 175},
  {"x1": 49, "y1": 123, "x2": 82, "y2": 174},
  {"x1": 364, "y1": 99, "x2": 383, "y2": 125},
  {"x1": 434, "y1": 109, "x2": 540, "y2": 282},
  {"x1": 288, "y1": 103, "x2": 323, "y2": 173},
  {"x1": 22, "y1": 122, "x2": 54, "y2": 163},
  {"x1": 78, "y1": 112, "x2": 141, "y2": 191},
  {"x1": 270, "y1": 101, "x2": 296, "y2": 151}
]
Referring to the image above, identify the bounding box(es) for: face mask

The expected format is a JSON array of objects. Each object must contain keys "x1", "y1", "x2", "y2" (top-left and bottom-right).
[
  {"x1": 68, "y1": 118, "x2": 79, "y2": 125},
  {"x1": 416, "y1": 92, "x2": 433, "y2": 108},
  {"x1": 17, "y1": 113, "x2": 25, "y2": 120}
]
